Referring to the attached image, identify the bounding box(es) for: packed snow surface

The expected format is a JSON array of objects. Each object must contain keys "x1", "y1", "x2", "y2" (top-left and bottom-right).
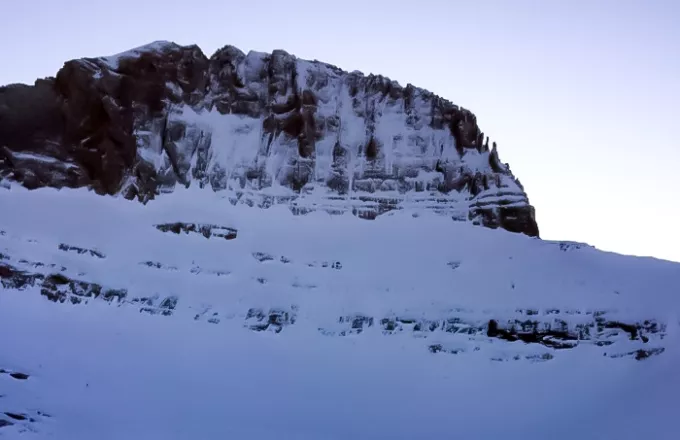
[{"x1": 1, "y1": 184, "x2": 679, "y2": 439}]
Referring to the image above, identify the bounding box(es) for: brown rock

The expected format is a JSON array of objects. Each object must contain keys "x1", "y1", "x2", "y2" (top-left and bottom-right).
[{"x1": 0, "y1": 41, "x2": 539, "y2": 237}]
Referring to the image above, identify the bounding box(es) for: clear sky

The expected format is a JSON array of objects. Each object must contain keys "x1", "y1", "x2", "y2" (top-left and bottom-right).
[{"x1": 2, "y1": 0, "x2": 679, "y2": 262}]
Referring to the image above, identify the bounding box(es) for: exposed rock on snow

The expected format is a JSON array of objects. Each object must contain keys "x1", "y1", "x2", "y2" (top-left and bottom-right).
[
  {"x1": 58, "y1": 243, "x2": 106, "y2": 258},
  {"x1": 0, "y1": 412, "x2": 46, "y2": 433},
  {"x1": 245, "y1": 306, "x2": 298, "y2": 333},
  {"x1": 5, "y1": 250, "x2": 667, "y2": 356},
  {"x1": 134, "y1": 295, "x2": 178, "y2": 316},
  {"x1": 140, "y1": 260, "x2": 179, "y2": 271},
  {"x1": 0, "y1": 262, "x2": 45, "y2": 290},
  {"x1": 154, "y1": 222, "x2": 237, "y2": 240},
  {"x1": 607, "y1": 347, "x2": 665, "y2": 360},
  {"x1": 0, "y1": 369, "x2": 30, "y2": 381},
  {"x1": 0, "y1": 368, "x2": 50, "y2": 434},
  {"x1": 0, "y1": 42, "x2": 538, "y2": 236}
]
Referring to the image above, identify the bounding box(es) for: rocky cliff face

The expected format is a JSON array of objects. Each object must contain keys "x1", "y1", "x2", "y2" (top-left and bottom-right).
[{"x1": 0, "y1": 41, "x2": 538, "y2": 236}]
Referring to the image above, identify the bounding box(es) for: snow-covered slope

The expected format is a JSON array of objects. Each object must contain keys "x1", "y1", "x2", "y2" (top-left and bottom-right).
[{"x1": 1, "y1": 185, "x2": 679, "y2": 439}]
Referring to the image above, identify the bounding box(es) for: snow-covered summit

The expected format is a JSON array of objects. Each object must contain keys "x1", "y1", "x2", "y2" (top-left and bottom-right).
[
  {"x1": 97, "y1": 40, "x2": 180, "y2": 70},
  {"x1": 0, "y1": 41, "x2": 537, "y2": 236}
]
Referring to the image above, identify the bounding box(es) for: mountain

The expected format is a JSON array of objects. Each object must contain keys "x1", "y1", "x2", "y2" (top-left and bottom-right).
[
  {"x1": 1, "y1": 43, "x2": 679, "y2": 439},
  {"x1": 0, "y1": 41, "x2": 537, "y2": 236}
]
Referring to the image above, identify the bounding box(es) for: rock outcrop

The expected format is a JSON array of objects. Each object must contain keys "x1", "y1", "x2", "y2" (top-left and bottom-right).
[{"x1": 0, "y1": 41, "x2": 538, "y2": 236}]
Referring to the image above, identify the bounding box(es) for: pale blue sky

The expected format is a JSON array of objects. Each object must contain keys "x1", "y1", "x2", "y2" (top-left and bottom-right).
[{"x1": 2, "y1": 0, "x2": 679, "y2": 262}]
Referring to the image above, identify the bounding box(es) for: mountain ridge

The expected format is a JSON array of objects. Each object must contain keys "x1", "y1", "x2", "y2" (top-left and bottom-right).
[{"x1": 0, "y1": 40, "x2": 538, "y2": 236}]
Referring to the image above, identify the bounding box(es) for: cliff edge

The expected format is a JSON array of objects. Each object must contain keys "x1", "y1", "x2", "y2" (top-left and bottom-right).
[{"x1": 0, "y1": 41, "x2": 538, "y2": 236}]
